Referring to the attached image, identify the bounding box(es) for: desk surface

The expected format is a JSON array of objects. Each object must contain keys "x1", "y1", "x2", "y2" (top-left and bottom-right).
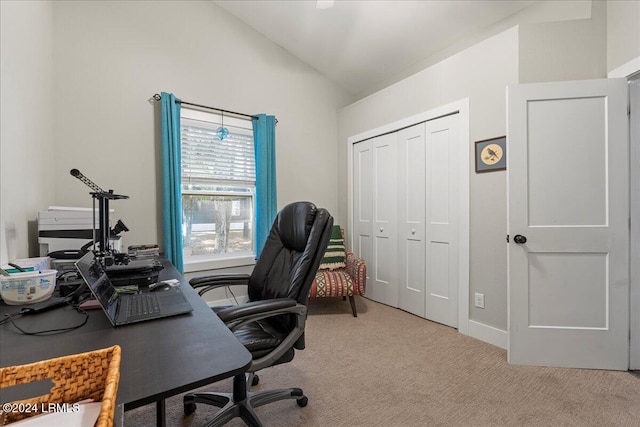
[{"x1": 0, "y1": 259, "x2": 252, "y2": 422}]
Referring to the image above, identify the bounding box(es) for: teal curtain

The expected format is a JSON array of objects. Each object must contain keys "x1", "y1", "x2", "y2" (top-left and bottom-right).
[
  {"x1": 161, "y1": 92, "x2": 184, "y2": 272},
  {"x1": 252, "y1": 114, "x2": 277, "y2": 258}
]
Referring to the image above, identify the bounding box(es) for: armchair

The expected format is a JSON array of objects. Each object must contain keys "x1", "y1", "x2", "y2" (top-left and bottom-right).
[
  {"x1": 308, "y1": 227, "x2": 366, "y2": 316},
  {"x1": 184, "y1": 201, "x2": 333, "y2": 426}
]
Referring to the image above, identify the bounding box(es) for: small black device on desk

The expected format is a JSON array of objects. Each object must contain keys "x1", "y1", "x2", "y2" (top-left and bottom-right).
[
  {"x1": 50, "y1": 249, "x2": 164, "y2": 287},
  {"x1": 104, "y1": 258, "x2": 164, "y2": 287}
]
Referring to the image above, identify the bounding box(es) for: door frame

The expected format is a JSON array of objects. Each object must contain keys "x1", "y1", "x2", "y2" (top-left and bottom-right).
[
  {"x1": 609, "y1": 56, "x2": 640, "y2": 370},
  {"x1": 346, "y1": 98, "x2": 470, "y2": 335}
]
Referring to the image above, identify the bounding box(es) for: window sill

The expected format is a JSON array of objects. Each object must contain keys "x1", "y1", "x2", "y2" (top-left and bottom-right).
[{"x1": 184, "y1": 255, "x2": 256, "y2": 273}]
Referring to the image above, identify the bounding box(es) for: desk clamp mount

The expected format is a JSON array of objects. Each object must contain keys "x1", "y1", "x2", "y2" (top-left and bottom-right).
[{"x1": 70, "y1": 169, "x2": 130, "y2": 266}]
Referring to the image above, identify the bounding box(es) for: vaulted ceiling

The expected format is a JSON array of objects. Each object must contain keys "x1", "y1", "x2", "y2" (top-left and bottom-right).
[{"x1": 214, "y1": 0, "x2": 537, "y2": 97}]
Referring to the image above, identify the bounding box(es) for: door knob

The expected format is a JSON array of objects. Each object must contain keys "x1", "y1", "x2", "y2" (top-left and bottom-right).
[
  {"x1": 379, "y1": 227, "x2": 384, "y2": 232},
  {"x1": 513, "y1": 234, "x2": 527, "y2": 244},
  {"x1": 411, "y1": 229, "x2": 416, "y2": 235}
]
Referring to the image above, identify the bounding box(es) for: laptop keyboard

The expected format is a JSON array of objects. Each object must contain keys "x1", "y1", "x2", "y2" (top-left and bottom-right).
[{"x1": 127, "y1": 293, "x2": 161, "y2": 317}]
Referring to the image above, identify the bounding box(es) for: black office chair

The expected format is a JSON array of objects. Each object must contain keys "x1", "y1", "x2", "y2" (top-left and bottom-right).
[{"x1": 184, "y1": 201, "x2": 333, "y2": 427}]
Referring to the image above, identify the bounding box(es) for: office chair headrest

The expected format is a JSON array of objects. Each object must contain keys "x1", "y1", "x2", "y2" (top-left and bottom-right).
[{"x1": 277, "y1": 202, "x2": 317, "y2": 253}]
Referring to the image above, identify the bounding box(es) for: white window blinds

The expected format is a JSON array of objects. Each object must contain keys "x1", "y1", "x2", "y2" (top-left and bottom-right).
[{"x1": 181, "y1": 117, "x2": 255, "y2": 189}]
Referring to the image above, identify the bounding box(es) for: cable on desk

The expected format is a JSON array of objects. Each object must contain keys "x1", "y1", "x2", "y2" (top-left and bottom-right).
[
  {"x1": 1, "y1": 303, "x2": 89, "y2": 336},
  {"x1": 0, "y1": 312, "x2": 22, "y2": 326}
]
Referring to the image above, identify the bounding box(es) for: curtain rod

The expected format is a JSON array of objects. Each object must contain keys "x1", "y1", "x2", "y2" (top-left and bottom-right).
[{"x1": 152, "y1": 93, "x2": 258, "y2": 120}]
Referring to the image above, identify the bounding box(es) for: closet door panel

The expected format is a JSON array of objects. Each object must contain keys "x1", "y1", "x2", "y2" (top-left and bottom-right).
[
  {"x1": 425, "y1": 115, "x2": 459, "y2": 327},
  {"x1": 373, "y1": 133, "x2": 398, "y2": 307},
  {"x1": 429, "y1": 134, "x2": 450, "y2": 224},
  {"x1": 429, "y1": 242, "x2": 450, "y2": 298},
  {"x1": 397, "y1": 124, "x2": 426, "y2": 316},
  {"x1": 353, "y1": 140, "x2": 373, "y2": 299}
]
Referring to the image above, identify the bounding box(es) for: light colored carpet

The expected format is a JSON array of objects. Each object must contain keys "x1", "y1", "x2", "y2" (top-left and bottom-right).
[{"x1": 125, "y1": 297, "x2": 640, "y2": 426}]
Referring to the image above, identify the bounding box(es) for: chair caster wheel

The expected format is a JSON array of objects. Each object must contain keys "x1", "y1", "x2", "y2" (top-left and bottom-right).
[
  {"x1": 251, "y1": 375, "x2": 260, "y2": 386},
  {"x1": 184, "y1": 401, "x2": 197, "y2": 416},
  {"x1": 296, "y1": 396, "x2": 308, "y2": 407}
]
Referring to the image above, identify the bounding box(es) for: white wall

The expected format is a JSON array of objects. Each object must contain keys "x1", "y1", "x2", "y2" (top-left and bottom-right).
[
  {"x1": 0, "y1": 1, "x2": 55, "y2": 264},
  {"x1": 607, "y1": 0, "x2": 640, "y2": 73},
  {"x1": 519, "y1": 0, "x2": 607, "y2": 83},
  {"x1": 51, "y1": 1, "x2": 351, "y2": 258}
]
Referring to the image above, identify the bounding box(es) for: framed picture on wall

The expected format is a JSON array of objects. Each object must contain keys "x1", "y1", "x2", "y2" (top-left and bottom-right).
[{"x1": 475, "y1": 136, "x2": 506, "y2": 173}]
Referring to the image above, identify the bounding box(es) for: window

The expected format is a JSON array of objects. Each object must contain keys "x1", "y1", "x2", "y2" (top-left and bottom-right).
[{"x1": 180, "y1": 108, "x2": 256, "y2": 266}]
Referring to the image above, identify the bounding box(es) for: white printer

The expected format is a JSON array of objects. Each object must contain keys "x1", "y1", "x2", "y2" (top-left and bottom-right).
[{"x1": 38, "y1": 206, "x2": 122, "y2": 256}]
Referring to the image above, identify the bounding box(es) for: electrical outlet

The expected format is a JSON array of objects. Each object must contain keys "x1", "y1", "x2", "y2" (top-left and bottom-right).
[{"x1": 474, "y1": 292, "x2": 485, "y2": 309}]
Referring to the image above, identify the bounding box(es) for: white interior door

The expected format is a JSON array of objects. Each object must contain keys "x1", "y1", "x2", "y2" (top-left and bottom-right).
[
  {"x1": 398, "y1": 123, "x2": 426, "y2": 317},
  {"x1": 425, "y1": 114, "x2": 459, "y2": 328},
  {"x1": 372, "y1": 133, "x2": 398, "y2": 306},
  {"x1": 353, "y1": 140, "x2": 373, "y2": 299},
  {"x1": 508, "y1": 78, "x2": 629, "y2": 370}
]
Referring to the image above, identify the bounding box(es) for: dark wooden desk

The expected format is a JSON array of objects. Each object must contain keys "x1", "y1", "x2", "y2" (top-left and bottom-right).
[{"x1": 0, "y1": 259, "x2": 252, "y2": 427}]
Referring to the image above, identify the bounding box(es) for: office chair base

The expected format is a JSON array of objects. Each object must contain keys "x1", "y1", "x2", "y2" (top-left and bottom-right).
[{"x1": 183, "y1": 374, "x2": 307, "y2": 427}]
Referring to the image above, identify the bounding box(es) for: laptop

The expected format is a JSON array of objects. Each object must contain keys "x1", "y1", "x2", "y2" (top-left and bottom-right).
[{"x1": 75, "y1": 251, "x2": 193, "y2": 326}]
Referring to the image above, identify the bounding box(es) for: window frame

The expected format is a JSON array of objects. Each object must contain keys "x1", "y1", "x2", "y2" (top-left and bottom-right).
[{"x1": 180, "y1": 108, "x2": 257, "y2": 273}]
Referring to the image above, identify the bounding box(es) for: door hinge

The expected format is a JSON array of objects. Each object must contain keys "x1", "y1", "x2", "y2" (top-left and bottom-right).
[{"x1": 506, "y1": 234, "x2": 509, "y2": 243}]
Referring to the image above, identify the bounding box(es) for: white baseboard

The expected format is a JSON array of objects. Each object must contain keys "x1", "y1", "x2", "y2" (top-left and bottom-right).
[{"x1": 468, "y1": 320, "x2": 508, "y2": 350}]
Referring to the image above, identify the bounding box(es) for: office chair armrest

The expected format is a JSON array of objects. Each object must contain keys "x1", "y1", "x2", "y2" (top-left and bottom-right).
[
  {"x1": 216, "y1": 298, "x2": 297, "y2": 324},
  {"x1": 189, "y1": 274, "x2": 250, "y2": 297},
  {"x1": 219, "y1": 299, "x2": 308, "y2": 372}
]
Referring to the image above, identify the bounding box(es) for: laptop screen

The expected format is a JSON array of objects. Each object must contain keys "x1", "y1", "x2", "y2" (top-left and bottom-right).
[{"x1": 75, "y1": 252, "x2": 119, "y2": 321}]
